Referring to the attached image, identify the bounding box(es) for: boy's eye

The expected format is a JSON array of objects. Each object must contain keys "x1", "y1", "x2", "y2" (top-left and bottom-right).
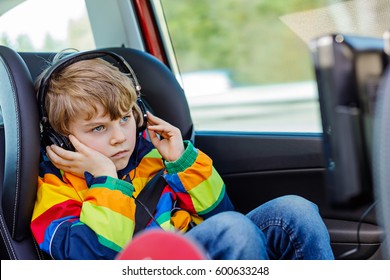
[
  {"x1": 92, "y1": 125, "x2": 104, "y2": 132},
  {"x1": 120, "y1": 115, "x2": 130, "y2": 123}
]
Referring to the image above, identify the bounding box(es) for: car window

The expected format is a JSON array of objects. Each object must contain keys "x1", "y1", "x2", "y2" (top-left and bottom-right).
[
  {"x1": 0, "y1": 0, "x2": 95, "y2": 52},
  {"x1": 159, "y1": 0, "x2": 390, "y2": 133}
]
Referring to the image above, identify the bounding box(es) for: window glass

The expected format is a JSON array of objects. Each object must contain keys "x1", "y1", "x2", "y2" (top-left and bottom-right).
[
  {"x1": 0, "y1": 0, "x2": 95, "y2": 52},
  {"x1": 160, "y1": 0, "x2": 390, "y2": 132}
]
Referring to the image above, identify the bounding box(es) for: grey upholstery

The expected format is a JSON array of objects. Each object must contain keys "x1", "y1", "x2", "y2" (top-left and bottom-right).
[
  {"x1": 0, "y1": 46, "x2": 43, "y2": 259},
  {"x1": 373, "y1": 65, "x2": 390, "y2": 259}
]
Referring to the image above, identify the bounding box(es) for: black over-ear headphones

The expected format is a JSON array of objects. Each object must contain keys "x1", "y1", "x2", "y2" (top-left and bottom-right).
[{"x1": 38, "y1": 50, "x2": 148, "y2": 151}]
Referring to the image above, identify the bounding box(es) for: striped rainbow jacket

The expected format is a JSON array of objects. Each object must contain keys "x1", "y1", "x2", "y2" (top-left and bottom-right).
[{"x1": 31, "y1": 137, "x2": 234, "y2": 259}]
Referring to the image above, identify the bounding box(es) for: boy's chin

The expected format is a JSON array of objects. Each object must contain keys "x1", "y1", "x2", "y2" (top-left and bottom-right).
[{"x1": 113, "y1": 157, "x2": 131, "y2": 171}]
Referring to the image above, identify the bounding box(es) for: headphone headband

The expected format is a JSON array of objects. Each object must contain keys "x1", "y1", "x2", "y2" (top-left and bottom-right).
[{"x1": 38, "y1": 50, "x2": 142, "y2": 121}]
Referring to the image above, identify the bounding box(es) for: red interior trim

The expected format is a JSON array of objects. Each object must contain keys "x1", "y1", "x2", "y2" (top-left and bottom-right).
[{"x1": 133, "y1": 0, "x2": 168, "y2": 65}]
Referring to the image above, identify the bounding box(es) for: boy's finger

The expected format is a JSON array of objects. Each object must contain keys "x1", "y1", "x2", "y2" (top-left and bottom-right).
[
  {"x1": 146, "y1": 111, "x2": 169, "y2": 126},
  {"x1": 48, "y1": 144, "x2": 74, "y2": 160},
  {"x1": 147, "y1": 129, "x2": 158, "y2": 142},
  {"x1": 46, "y1": 146, "x2": 71, "y2": 165},
  {"x1": 68, "y1": 135, "x2": 88, "y2": 153}
]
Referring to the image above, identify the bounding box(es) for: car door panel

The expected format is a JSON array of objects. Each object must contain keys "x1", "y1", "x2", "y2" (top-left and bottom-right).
[{"x1": 195, "y1": 132, "x2": 383, "y2": 259}]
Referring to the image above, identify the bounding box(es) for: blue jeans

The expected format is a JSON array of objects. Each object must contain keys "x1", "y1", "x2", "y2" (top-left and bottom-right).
[{"x1": 186, "y1": 195, "x2": 334, "y2": 260}]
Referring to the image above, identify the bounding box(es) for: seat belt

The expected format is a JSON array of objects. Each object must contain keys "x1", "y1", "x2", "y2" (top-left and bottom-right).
[{"x1": 133, "y1": 169, "x2": 166, "y2": 234}]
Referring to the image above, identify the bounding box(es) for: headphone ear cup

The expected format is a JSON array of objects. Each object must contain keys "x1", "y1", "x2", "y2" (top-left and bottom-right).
[
  {"x1": 136, "y1": 98, "x2": 148, "y2": 133},
  {"x1": 41, "y1": 123, "x2": 74, "y2": 151}
]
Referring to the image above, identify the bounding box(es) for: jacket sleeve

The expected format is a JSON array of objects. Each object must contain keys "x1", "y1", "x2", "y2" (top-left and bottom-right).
[
  {"x1": 163, "y1": 141, "x2": 234, "y2": 219},
  {"x1": 31, "y1": 162, "x2": 136, "y2": 260}
]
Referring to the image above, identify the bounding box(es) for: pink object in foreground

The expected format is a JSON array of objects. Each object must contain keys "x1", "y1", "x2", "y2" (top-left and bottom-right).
[{"x1": 116, "y1": 230, "x2": 207, "y2": 260}]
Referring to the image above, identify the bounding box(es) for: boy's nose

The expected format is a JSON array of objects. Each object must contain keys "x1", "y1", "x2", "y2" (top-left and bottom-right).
[{"x1": 110, "y1": 127, "x2": 126, "y2": 145}]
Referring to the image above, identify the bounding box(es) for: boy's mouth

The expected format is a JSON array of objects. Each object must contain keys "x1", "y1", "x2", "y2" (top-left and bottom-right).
[{"x1": 111, "y1": 150, "x2": 130, "y2": 158}]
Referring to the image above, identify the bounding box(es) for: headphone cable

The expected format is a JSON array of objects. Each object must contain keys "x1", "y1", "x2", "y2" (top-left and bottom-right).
[
  {"x1": 337, "y1": 200, "x2": 378, "y2": 259},
  {"x1": 131, "y1": 195, "x2": 163, "y2": 230}
]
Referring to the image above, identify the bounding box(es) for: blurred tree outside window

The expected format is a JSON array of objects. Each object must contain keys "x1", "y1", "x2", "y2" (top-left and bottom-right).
[
  {"x1": 160, "y1": 0, "x2": 350, "y2": 132},
  {"x1": 0, "y1": 0, "x2": 94, "y2": 52}
]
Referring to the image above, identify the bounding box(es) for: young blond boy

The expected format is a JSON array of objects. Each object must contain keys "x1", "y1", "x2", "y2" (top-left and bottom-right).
[{"x1": 31, "y1": 52, "x2": 334, "y2": 260}]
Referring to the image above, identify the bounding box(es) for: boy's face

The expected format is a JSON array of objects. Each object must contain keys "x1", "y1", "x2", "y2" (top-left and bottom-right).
[{"x1": 68, "y1": 104, "x2": 137, "y2": 171}]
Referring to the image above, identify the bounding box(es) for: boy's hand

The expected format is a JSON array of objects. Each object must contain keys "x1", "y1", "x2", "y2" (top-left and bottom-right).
[
  {"x1": 45, "y1": 135, "x2": 118, "y2": 178},
  {"x1": 146, "y1": 112, "x2": 185, "y2": 162}
]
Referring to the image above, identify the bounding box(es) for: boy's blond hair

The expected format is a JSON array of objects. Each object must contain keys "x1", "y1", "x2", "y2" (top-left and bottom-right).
[{"x1": 36, "y1": 56, "x2": 144, "y2": 136}]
